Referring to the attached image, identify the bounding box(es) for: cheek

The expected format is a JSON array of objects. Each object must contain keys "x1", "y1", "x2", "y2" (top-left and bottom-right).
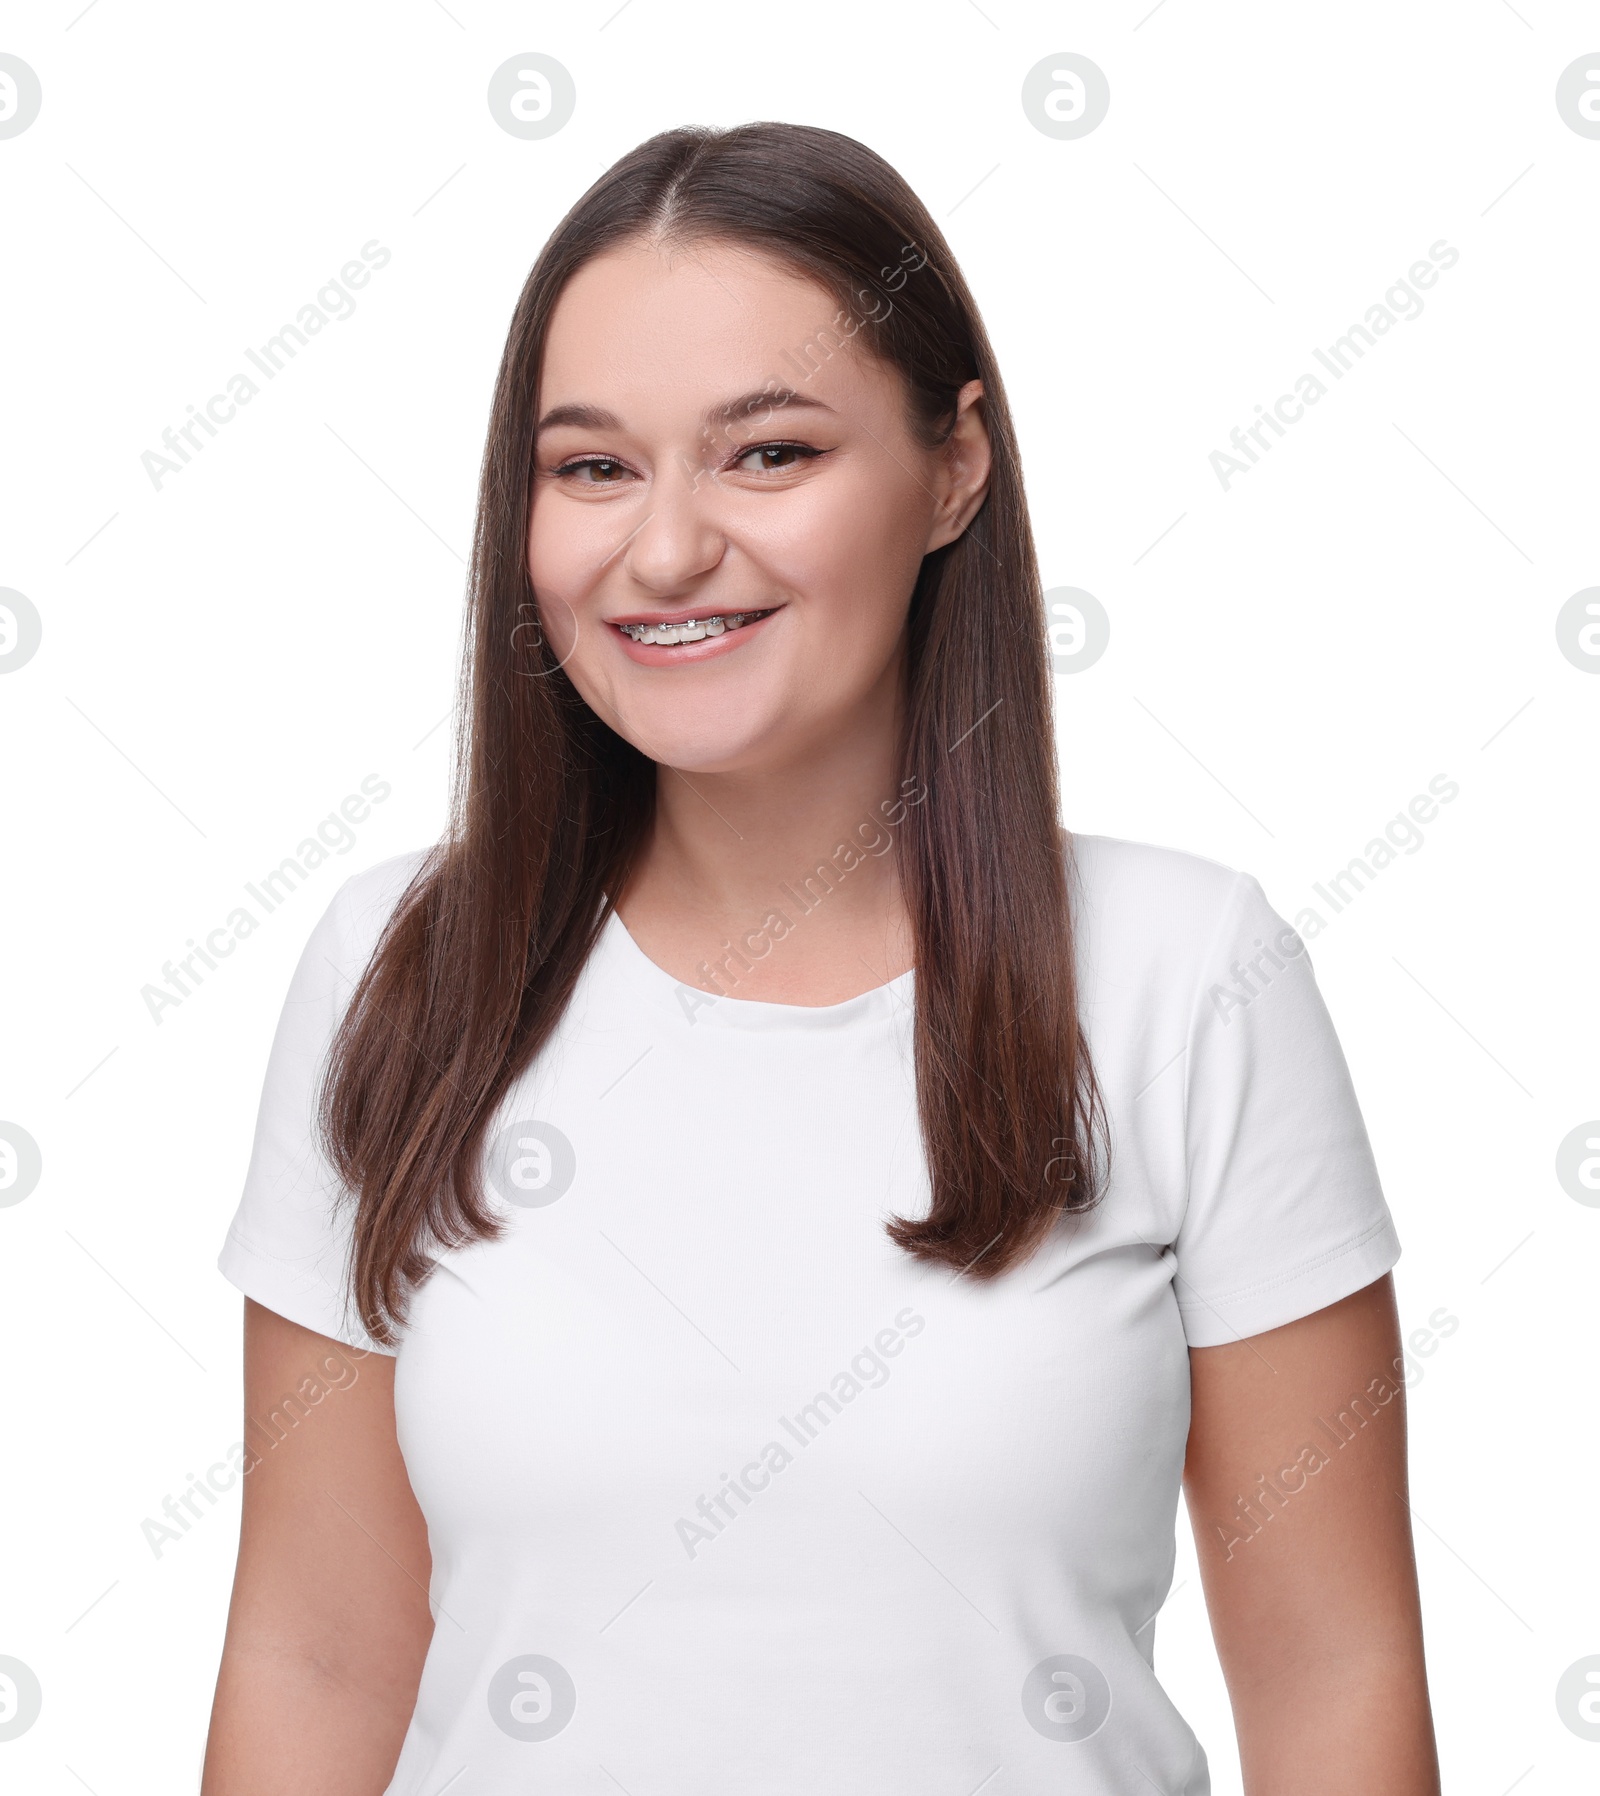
[
  {"x1": 746, "y1": 468, "x2": 930, "y2": 632},
  {"x1": 527, "y1": 499, "x2": 604, "y2": 662},
  {"x1": 526, "y1": 498, "x2": 582, "y2": 598}
]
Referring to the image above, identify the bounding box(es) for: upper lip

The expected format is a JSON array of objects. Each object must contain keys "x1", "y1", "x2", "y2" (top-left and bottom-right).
[{"x1": 605, "y1": 604, "x2": 778, "y2": 627}]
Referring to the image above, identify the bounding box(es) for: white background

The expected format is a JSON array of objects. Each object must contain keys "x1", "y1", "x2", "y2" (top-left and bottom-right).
[{"x1": 2, "y1": 1, "x2": 1596, "y2": 1790}]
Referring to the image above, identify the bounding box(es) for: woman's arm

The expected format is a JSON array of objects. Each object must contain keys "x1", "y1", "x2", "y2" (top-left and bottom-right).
[
  {"x1": 1183, "y1": 1273, "x2": 1440, "y2": 1795},
  {"x1": 201, "y1": 1300, "x2": 433, "y2": 1795}
]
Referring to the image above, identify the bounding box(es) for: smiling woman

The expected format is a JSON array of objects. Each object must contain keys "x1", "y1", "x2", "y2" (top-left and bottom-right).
[
  {"x1": 203, "y1": 122, "x2": 1439, "y2": 1796},
  {"x1": 526, "y1": 235, "x2": 996, "y2": 783}
]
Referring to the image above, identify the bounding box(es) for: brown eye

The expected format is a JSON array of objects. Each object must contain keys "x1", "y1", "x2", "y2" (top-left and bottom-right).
[
  {"x1": 557, "y1": 457, "x2": 631, "y2": 483},
  {"x1": 735, "y1": 441, "x2": 817, "y2": 473}
]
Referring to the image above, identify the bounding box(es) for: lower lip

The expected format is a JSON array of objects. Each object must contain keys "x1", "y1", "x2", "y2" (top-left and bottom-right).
[{"x1": 610, "y1": 609, "x2": 781, "y2": 667}]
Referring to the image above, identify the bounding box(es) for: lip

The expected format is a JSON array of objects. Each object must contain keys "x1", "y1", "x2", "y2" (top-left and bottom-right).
[
  {"x1": 605, "y1": 603, "x2": 775, "y2": 628},
  {"x1": 608, "y1": 605, "x2": 783, "y2": 666}
]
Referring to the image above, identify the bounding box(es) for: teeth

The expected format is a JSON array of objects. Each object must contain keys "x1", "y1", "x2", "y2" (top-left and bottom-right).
[{"x1": 617, "y1": 609, "x2": 768, "y2": 645}]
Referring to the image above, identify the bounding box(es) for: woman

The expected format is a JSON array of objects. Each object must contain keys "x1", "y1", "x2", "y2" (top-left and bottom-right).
[{"x1": 205, "y1": 123, "x2": 1440, "y2": 1794}]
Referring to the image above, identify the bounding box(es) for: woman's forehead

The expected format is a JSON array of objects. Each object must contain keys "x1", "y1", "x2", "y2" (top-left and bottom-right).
[{"x1": 538, "y1": 239, "x2": 892, "y2": 423}]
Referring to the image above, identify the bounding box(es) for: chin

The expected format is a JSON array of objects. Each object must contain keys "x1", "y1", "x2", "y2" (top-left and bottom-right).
[
  {"x1": 628, "y1": 728, "x2": 779, "y2": 778},
  {"x1": 605, "y1": 692, "x2": 792, "y2": 777}
]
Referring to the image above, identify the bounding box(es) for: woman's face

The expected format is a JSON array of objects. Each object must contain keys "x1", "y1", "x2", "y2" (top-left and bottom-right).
[{"x1": 527, "y1": 236, "x2": 989, "y2": 775}]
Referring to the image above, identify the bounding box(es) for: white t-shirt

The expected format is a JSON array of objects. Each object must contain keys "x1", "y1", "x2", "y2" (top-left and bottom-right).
[{"x1": 219, "y1": 832, "x2": 1400, "y2": 1795}]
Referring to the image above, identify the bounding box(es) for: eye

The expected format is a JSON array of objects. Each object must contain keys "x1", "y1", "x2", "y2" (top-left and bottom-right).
[
  {"x1": 553, "y1": 456, "x2": 634, "y2": 484},
  {"x1": 732, "y1": 441, "x2": 821, "y2": 474}
]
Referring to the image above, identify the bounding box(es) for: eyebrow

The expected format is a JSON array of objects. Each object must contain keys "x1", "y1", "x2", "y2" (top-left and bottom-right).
[
  {"x1": 708, "y1": 387, "x2": 834, "y2": 429},
  {"x1": 535, "y1": 387, "x2": 835, "y2": 435}
]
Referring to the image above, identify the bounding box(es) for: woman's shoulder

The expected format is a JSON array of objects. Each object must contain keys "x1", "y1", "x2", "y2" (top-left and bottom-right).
[
  {"x1": 1064, "y1": 826, "x2": 1254, "y2": 914},
  {"x1": 312, "y1": 846, "x2": 439, "y2": 980},
  {"x1": 1061, "y1": 827, "x2": 1288, "y2": 982},
  {"x1": 333, "y1": 844, "x2": 437, "y2": 930}
]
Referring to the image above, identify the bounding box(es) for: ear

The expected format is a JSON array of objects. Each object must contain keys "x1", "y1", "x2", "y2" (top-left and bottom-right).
[{"x1": 924, "y1": 379, "x2": 992, "y2": 553}]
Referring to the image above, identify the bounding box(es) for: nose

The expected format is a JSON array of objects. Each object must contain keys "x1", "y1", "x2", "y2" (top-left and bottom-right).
[{"x1": 621, "y1": 458, "x2": 727, "y2": 594}]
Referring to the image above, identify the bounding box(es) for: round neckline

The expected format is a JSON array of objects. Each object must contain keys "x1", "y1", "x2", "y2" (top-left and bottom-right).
[{"x1": 598, "y1": 907, "x2": 915, "y2": 1033}]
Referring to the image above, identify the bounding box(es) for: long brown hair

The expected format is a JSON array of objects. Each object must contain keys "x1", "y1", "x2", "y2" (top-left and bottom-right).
[{"x1": 321, "y1": 122, "x2": 1107, "y2": 1344}]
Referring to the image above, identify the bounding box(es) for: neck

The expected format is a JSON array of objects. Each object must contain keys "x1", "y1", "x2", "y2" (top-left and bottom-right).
[{"x1": 617, "y1": 667, "x2": 915, "y2": 1002}]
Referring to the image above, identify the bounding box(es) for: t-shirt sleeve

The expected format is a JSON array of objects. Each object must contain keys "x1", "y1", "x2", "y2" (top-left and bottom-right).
[
  {"x1": 1173, "y1": 871, "x2": 1401, "y2": 1348},
  {"x1": 217, "y1": 874, "x2": 396, "y2": 1355}
]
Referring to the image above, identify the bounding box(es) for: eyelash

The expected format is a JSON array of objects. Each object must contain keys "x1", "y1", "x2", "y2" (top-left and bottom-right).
[{"x1": 549, "y1": 440, "x2": 824, "y2": 482}]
